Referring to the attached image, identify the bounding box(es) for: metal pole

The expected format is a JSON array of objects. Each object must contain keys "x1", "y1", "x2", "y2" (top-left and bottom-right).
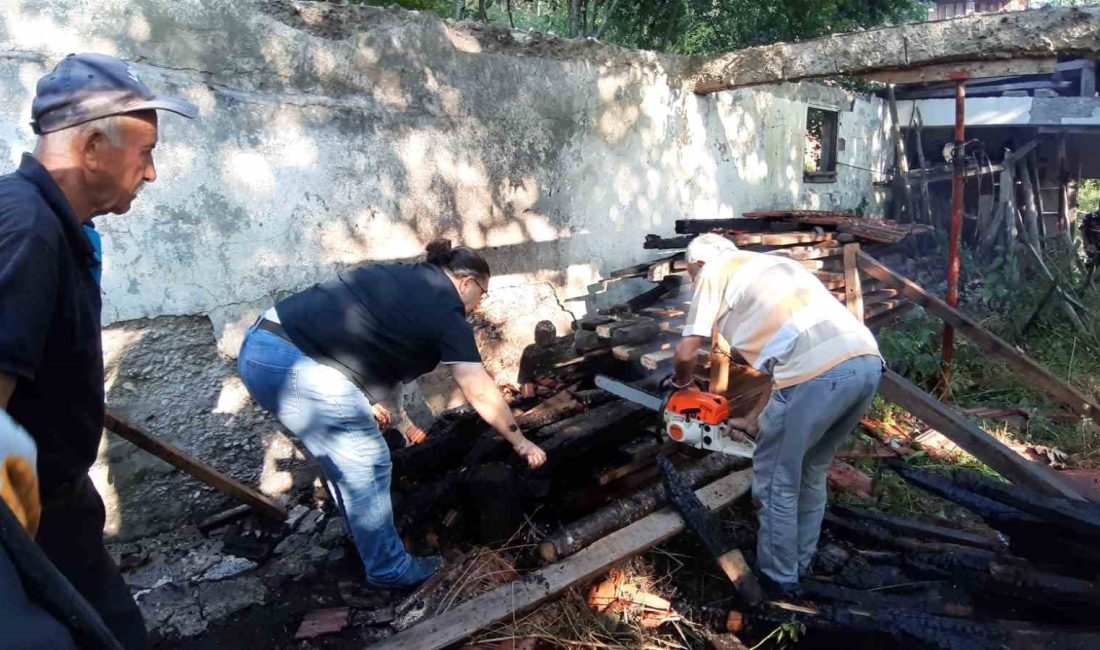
[{"x1": 941, "y1": 74, "x2": 967, "y2": 399}]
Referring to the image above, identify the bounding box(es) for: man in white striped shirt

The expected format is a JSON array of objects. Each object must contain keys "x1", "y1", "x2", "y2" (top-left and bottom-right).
[{"x1": 671, "y1": 234, "x2": 882, "y2": 593}]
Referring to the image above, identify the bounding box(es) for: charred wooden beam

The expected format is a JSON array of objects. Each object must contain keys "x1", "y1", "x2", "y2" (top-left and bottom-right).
[
  {"x1": 801, "y1": 580, "x2": 974, "y2": 619},
  {"x1": 831, "y1": 504, "x2": 1004, "y2": 551},
  {"x1": 949, "y1": 469, "x2": 1100, "y2": 539},
  {"x1": 659, "y1": 456, "x2": 761, "y2": 604},
  {"x1": 538, "y1": 452, "x2": 746, "y2": 562},
  {"x1": 731, "y1": 600, "x2": 1100, "y2": 650}
]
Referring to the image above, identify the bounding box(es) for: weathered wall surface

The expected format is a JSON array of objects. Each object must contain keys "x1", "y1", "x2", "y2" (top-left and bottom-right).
[{"x1": 0, "y1": 0, "x2": 891, "y2": 539}]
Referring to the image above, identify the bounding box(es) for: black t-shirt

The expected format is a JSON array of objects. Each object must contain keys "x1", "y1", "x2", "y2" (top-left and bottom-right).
[
  {"x1": 276, "y1": 262, "x2": 482, "y2": 400},
  {"x1": 0, "y1": 154, "x2": 103, "y2": 492}
]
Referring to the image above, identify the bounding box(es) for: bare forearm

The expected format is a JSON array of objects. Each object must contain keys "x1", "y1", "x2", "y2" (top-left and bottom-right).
[
  {"x1": 454, "y1": 368, "x2": 525, "y2": 445},
  {"x1": 672, "y1": 336, "x2": 705, "y2": 387}
]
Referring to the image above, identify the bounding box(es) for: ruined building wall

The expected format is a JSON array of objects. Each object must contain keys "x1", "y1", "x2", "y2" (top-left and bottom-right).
[{"x1": 0, "y1": 0, "x2": 893, "y2": 539}]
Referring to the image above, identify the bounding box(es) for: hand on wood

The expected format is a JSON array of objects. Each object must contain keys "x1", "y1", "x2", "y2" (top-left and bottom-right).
[
  {"x1": 513, "y1": 438, "x2": 547, "y2": 468},
  {"x1": 402, "y1": 422, "x2": 428, "y2": 445},
  {"x1": 371, "y1": 403, "x2": 393, "y2": 429}
]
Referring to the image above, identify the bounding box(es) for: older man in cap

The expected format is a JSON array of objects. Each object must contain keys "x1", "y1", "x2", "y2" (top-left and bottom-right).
[{"x1": 0, "y1": 53, "x2": 196, "y2": 648}]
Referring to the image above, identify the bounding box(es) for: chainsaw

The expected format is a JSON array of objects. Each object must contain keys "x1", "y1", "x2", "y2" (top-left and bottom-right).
[{"x1": 595, "y1": 375, "x2": 755, "y2": 459}]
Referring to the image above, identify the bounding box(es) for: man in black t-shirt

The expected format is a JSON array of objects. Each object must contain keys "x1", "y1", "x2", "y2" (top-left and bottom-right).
[
  {"x1": 238, "y1": 240, "x2": 546, "y2": 588},
  {"x1": 0, "y1": 54, "x2": 196, "y2": 649}
]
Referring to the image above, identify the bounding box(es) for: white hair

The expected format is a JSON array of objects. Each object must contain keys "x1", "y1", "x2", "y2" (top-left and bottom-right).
[
  {"x1": 685, "y1": 233, "x2": 738, "y2": 265},
  {"x1": 34, "y1": 114, "x2": 126, "y2": 157}
]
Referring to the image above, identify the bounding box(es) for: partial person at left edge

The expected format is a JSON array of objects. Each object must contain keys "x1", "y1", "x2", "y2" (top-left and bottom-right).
[{"x1": 0, "y1": 53, "x2": 197, "y2": 649}]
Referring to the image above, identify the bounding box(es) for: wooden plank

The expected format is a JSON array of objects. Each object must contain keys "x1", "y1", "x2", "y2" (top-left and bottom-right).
[
  {"x1": 843, "y1": 243, "x2": 863, "y2": 322},
  {"x1": 863, "y1": 299, "x2": 905, "y2": 320},
  {"x1": 858, "y1": 252, "x2": 1100, "y2": 427},
  {"x1": 878, "y1": 370, "x2": 1081, "y2": 499},
  {"x1": 866, "y1": 302, "x2": 915, "y2": 333},
  {"x1": 104, "y1": 412, "x2": 287, "y2": 522},
  {"x1": 373, "y1": 470, "x2": 753, "y2": 650},
  {"x1": 757, "y1": 232, "x2": 836, "y2": 246},
  {"x1": 913, "y1": 106, "x2": 934, "y2": 226},
  {"x1": 888, "y1": 85, "x2": 916, "y2": 224},
  {"x1": 1081, "y1": 59, "x2": 1096, "y2": 96},
  {"x1": 862, "y1": 58, "x2": 1056, "y2": 85},
  {"x1": 761, "y1": 241, "x2": 842, "y2": 260},
  {"x1": 1003, "y1": 139, "x2": 1038, "y2": 167}
]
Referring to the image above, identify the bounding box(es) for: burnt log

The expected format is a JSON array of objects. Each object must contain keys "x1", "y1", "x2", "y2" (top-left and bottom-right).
[
  {"x1": 950, "y1": 468, "x2": 1100, "y2": 538},
  {"x1": 902, "y1": 552, "x2": 1100, "y2": 624},
  {"x1": 801, "y1": 580, "x2": 974, "y2": 618},
  {"x1": 465, "y1": 462, "x2": 522, "y2": 543},
  {"x1": 394, "y1": 388, "x2": 584, "y2": 481},
  {"x1": 831, "y1": 504, "x2": 1004, "y2": 551},
  {"x1": 734, "y1": 600, "x2": 1100, "y2": 650},
  {"x1": 539, "y1": 452, "x2": 744, "y2": 562},
  {"x1": 525, "y1": 400, "x2": 653, "y2": 477}
]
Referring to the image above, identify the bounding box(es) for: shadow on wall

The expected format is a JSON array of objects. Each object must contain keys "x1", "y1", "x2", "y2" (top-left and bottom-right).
[{"x1": 0, "y1": 0, "x2": 890, "y2": 538}]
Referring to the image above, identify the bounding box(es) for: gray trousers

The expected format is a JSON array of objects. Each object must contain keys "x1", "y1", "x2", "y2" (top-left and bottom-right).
[{"x1": 753, "y1": 354, "x2": 882, "y2": 586}]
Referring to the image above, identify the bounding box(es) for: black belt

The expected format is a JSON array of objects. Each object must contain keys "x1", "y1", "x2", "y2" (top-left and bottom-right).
[{"x1": 257, "y1": 318, "x2": 294, "y2": 344}]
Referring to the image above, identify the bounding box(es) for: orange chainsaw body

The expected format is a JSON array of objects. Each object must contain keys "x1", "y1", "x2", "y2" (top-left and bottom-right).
[{"x1": 665, "y1": 389, "x2": 730, "y2": 425}]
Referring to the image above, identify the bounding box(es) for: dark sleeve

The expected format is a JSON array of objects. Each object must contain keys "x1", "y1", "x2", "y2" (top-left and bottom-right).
[
  {"x1": 0, "y1": 230, "x2": 58, "y2": 380},
  {"x1": 436, "y1": 311, "x2": 482, "y2": 365}
]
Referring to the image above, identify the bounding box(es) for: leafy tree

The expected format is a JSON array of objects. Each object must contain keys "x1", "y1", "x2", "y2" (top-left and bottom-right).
[{"x1": 344, "y1": 0, "x2": 932, "y2": 53}]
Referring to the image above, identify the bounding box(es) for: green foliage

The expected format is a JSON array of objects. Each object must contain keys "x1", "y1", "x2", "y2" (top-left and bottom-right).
[
  {"x1": 1079, "y1": 178, "x2": 1100, "y2": 213},
  {"x1": 749, "y1": 618, "x2": 806, "y2": 650},
  {"x1": 348, "y1": 0, "x2": 932, "y2": 53},
  {"x1": 979, "y1": 247, "x2": 1021, "y2": 308}
]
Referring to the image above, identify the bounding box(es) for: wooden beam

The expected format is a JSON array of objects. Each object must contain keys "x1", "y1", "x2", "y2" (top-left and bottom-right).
[
  {"x1": 888, "y1": 85, "x2": 916, "y2": 224},
  {"x1": 857, "y1": 253, "x2": 1100, "y2": 427},
  {"x1": 690, "y1": 6, "x2": 1098, "y2": 92},
  {"x1": 843, "y1": 244, "x2": 863, "y2": 322},
  {"x1": 104, "y1": 412, "x2": 287, "y2": 522},
  {"x1": 372, "y1": 469, "x2": 753, "y2": 650},
  {"x1": 1081, "y1": 59, "x2": 1096, "y2": 97},
  {"x1": 862, "y1": 58, "x2": 1057, "y2": 86},
  {"x1": 877, "y1": 370, "x2": 1081, "y2": 499},
  {"x1": 1003, "y1": 139, "x2": 1039, "y2": 168}
]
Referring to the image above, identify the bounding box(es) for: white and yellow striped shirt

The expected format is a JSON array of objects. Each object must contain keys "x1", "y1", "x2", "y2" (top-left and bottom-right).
[{"x1": 684, "y1": 251, "x2": 880, "y2": 389}]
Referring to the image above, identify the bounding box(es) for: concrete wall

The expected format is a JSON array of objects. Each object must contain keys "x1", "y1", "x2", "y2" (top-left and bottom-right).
[{"x1": 0, "y1": 0, "x2": 892, "y2": 539}]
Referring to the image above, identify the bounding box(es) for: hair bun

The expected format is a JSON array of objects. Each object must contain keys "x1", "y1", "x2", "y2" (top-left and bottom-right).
[{"x1": 425, "y1": 238, "x2": 455, "y2": 265}]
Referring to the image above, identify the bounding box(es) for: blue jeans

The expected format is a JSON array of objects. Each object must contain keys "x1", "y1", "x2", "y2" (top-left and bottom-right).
[
  {"x1": 237, "y1": 323, "x2": 414, "y2": 586},
  {"x1": 752, "y1": 354, "x2": 883, "y2": 587}
]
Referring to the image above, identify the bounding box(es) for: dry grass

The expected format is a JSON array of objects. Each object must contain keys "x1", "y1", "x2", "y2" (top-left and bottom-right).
[{"x1": 465, "y1": 556, "x2": 706, "y2": 650}]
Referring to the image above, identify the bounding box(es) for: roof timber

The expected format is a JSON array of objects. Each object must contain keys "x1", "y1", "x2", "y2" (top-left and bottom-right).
[{"x1": 691, "y1": 7, "x2": 1100, "y2": 94}]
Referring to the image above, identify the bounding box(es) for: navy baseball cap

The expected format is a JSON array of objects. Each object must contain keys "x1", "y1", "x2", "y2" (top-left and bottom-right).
[{"x1": 31, "y1": 53, "x2": 198, "y2": 135}]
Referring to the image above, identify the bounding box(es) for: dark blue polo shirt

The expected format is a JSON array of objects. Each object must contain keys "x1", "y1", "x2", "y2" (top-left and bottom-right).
[
  {"x1": 0, "y1": 154, "x2": 103, "y2": 492},
  {"x1": 275, "y1": 262, "x2": 482, "y2": 401}
]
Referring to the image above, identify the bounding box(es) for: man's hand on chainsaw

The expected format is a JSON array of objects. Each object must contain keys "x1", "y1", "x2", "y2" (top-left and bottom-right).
[
  {"x1": 659, "y1": 373, "x2": 699, "y2": 395},
  {"x1": 726, "y1": 415, "x2": 760, "y2": 437}
]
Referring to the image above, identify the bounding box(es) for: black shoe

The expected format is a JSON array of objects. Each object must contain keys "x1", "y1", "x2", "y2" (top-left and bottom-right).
[{"x1": 758, "y1": 574, "x2": 803, "y2": 600}]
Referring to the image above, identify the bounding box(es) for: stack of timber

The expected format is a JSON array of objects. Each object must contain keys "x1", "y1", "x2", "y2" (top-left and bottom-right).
[{"x1": 639, "y1": 211, "x2": 930, "y2": 333}]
